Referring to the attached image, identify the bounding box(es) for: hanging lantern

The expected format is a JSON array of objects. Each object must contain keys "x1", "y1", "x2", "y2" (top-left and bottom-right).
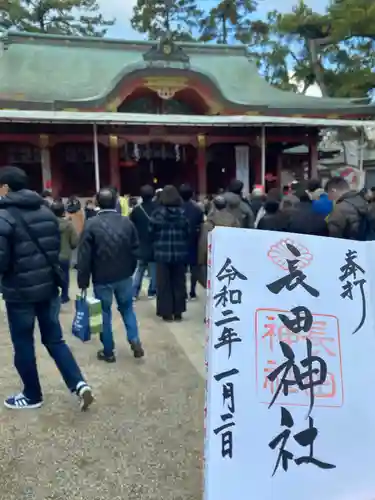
[{"x1": 175, "y1": 144, "x2": 180, "y2": 161}]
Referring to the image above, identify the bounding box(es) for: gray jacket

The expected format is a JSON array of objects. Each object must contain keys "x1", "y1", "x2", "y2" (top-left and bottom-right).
[{"x1": 224, "y1": 192, "x2": 254, "y2": 228}]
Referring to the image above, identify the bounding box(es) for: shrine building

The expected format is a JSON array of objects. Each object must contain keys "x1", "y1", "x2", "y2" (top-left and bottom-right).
[{"x1": 0, "y1": 31, "x2": 374, "y2": 196}]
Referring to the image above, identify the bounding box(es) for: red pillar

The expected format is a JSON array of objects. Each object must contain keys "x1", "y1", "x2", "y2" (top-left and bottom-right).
[
  {"x1": 253, "y1": 146, "x2": 261, "y2": 185},
  {"x1": 49, "y1": 144, "x2": 63, "y2": 197},
  {"x1": 109, "y1": 135, "x2": 120, "y2": 192},
  {"x1": 197, "y1": 134, "x2": 207, "y2": 197}
]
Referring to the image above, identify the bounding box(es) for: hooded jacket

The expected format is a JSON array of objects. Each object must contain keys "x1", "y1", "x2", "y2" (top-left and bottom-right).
[
  {"x1": 311, "y1": 190, "x2": 333, "y2": 217},
  {"x1": 0, "y1": 189, "x2": 61, "y2": 302},
  {"x1": 327, "y1": 191, "x2": 369, "y2": 240},
  {"x1": 223, "y1": 192, "x2": 254, "y2": 228},
  {"x1": 58, "y1": 217, "x2": 79, "y2": 261}
]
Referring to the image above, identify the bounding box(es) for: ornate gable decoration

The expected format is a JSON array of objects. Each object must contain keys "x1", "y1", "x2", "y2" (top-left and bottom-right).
[{"x1": 143, "y1": 34, "x2": 190, "y2": 67}]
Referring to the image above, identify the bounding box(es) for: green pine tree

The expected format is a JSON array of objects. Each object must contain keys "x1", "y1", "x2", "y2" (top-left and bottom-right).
[
  {"x1": 275, "y1": 0, "x2": 375, "y2": 98},
  {"x1": 0, "y1": 0, "x2": 114, "y2": 37},
  {"x1": 199, "y1": 0, "x2": 258, "y2": 44},
  {"x1": 131, "y1": 0, "x2": 203, "y2": 41}
]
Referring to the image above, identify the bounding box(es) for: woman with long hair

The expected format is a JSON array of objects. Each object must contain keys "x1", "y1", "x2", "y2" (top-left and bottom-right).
[{"x1": 149, "y1": 185, "x2": 189, "y2": 321}]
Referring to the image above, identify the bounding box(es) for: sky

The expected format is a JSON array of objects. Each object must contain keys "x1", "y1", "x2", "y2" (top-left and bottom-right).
[
  {"x1": 98, "y1": 0, "x2": 328, "y2": 97},
  {"x1": 100, "y1": 0, "x2": 329, "y2": 40}
]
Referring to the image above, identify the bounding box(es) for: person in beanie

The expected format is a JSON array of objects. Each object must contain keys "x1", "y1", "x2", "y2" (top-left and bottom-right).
[{"x1": 0, "y1": 166, "x2": 93, "y2": 410}]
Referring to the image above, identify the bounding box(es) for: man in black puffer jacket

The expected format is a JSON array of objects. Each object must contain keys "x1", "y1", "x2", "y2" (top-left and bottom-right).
[
  {"x1": 0, "y1": 166, "x2": 93, "y2": 411},
  {"x1": 77, "y1": 187, "x2": 144, "y2": 363}
]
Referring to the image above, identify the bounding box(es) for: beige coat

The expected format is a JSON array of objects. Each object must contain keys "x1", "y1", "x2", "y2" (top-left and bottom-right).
[
  {"x1": 197, "y1": 209, "x2": 240, "y2": 288},
  {"x1": 69, "y1": 209, "x2": 85, "y2": 235}
]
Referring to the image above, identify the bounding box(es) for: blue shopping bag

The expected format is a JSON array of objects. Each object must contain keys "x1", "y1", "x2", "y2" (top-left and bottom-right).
[{"x1": 72, "y1": 294, "x2": 91, "y2": 342}]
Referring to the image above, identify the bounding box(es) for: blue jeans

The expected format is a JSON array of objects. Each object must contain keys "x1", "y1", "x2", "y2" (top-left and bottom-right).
[
  {"x1": 6, "y1": 296, "x2": 85, "y2": 403},
  {"x1": 59, "y1": 259, "x2": 70, "y2": 303},
  {"x1": 94, "y1": 277, "x2": 140, "y2": 356},
  {"x1": 133, "y1": 261, "x2": 156, "y2": 298}
]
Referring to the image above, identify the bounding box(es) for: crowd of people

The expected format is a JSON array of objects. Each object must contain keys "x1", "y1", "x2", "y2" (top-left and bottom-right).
[{"x1": 0, "y1": 164, "x2": 374, "y2": 411}]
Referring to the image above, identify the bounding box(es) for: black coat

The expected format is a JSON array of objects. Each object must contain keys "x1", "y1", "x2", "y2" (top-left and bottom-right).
[
  {"x1": 0, "y1": 189, "x2": 61, "y2": 303},
  {"x1": 182, "y1": 200, "x2": 204, "y2": 265},
  {"x1": 77, "y1": 209, "x2": 139, "y2": 289},
  {"x1": 258, "y1": 211, "x2": 290, "y2": 232},
  {"x1": 84, "y1": 207, "x2": 98, "y2": 219},
  {"x1": 288, "y1": 201, "x2": 328, "y2": 237},
  {"x1": 130, "y1": 200, "x2": 157, "y2": 262}
]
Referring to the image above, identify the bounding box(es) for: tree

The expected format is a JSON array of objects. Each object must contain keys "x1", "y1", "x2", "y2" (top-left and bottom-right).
[
  {"x1": 0, "y1": 0, "x2": 114, "y2": 37},
  {"x1": 242, "y1": 11, "x2": 297, "y2": 92},
  {"x1": 131, "y1": 0, "x2": 203, "y2": 41},
  {"x1": 321, "y1": 0, "x2": 375, "y2": 44},
  {"x1": 196, "y1": 0, "x2": 293, "y2": 90},
  {"x1": 276, "y1": 0, "x2": 375, "y2": 98},
  {"x1": 196, "y1": 2, "x2": 295, "y2": 90},
  {"x1": 199, "y1": 0, "x2": 258, "y2": 44}
]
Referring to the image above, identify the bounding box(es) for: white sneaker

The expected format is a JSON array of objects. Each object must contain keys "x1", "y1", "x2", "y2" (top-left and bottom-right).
[
  {"x1": 76, "y1": 382, "x2": 94, "y2": 411},
  {"x1": 4, "y1": 392, "x2": 43, "y2": 410}
]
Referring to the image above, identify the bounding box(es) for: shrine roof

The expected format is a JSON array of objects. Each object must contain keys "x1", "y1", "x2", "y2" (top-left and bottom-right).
[{"x1": 0, "y1": 31, "x2": 374, "y2": 118}]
